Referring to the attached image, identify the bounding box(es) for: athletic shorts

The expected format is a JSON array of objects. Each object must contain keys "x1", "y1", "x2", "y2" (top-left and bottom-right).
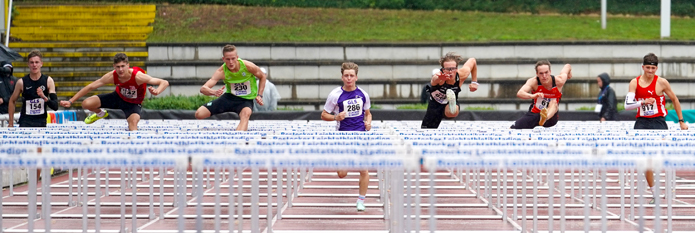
[
  {"x1": 510, "y1": 111, "x2": 559, "y2": 129},
  {"x1": 204, "y1": 93, "x2": 254, "y2": 115},
  {"x1": 97, "y1": 92, "x2": 142, "y2": 118},
  {"x1": 634, "y1": 117, "x2": 668, "y2": 130},
  {"x1": 421, "y1": 101, "x2": 457, "y2": 129},
  {"x1": 18, "y1": 117, "x2": 47, "y2": 127}
]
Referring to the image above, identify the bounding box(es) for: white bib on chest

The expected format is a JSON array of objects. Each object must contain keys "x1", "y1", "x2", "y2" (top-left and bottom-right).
[
  {"x1": 535, "y1": 97, "x2": 552, "y2": 110},
  {"x1": 430, "y1": 90, "x2": 448, "y2": 104},
  {"x1": 342, "y1": 98, "x2": 363, "y2": 118},
  {"x1": 25, "y1": 98, "x2": 45, "y2": 115},
  {"x1": 639, "y1": 101, "x2": 658, "y2": 117},
  {"x1": 119, "y1": 87, "x2": 138, "y2": 99},
  {"x1": 231, "y1": 81, "x2": 251, "y2": 96}
]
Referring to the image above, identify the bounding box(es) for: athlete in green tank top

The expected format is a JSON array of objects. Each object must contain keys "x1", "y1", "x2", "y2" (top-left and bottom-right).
[
  {"x1": 223, "y1": 58, "x2": 258, "y2": 99},
  {"x1": 195, "y1": 45, "x2": 267, "y2": 131}
]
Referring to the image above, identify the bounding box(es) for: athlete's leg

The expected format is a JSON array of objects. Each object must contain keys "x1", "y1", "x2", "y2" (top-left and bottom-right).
[
  {"x1": 81, "y1": 95, "x2": 102, "y2": 113},
  {"x1": 646, "y1": 170, "x2": 654, "y2": 187},
  {"x1": 358, "y1": 170, "x2": 369, "y2": 196},
  {"x1": 444, "y1": 105, "x2": 460, "y2": 118},
  {"x1": 236, "y1": 107, "x2": 252, "y2": 131},
  {"x1": 356, "y1": 170, "x2": 369, "y2": 211},
  {"x1": 84, "y1": 94, "x2": 116, "y2": 124},
  {"x1": 195, "y1": 106, "x2": 212, "y2": 119},
  {"x1": 126, "y1": 113, "x2": 140, "y2": 131},
  {"x1": 337, "y1": 170, "x2": 348, "y2": 178}
]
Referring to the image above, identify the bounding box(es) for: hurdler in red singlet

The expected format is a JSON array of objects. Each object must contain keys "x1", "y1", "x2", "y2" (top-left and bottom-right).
[
  {"x1": 511, "y1": 60, "x2": 572, "y2": 129},
  {"x1": 114, "y1": 67, "x2": 147, "y2": 104},
  {"x1": 60, "y1": 53, "x2": 170, "y2": 131},
  {"x1": 624, "y1": 53, "x2": 688, "y2": 205}
]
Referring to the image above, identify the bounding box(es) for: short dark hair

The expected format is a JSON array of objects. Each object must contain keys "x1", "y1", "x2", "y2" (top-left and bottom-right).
[
  {"x1": 28, "y1": 50, "x2": 42, "y2": 60},
  {"x1": 535, "y1": 60, "x2": 551, "y2": 72},
  {"x1": 223, "y1": 44, "x2": 237, "y2": 55},
  {"x1": 643, "y1": 53, "x2": 658, "y2": 65},
  {"x1": 113, "y1": 53, "x2": 129, "y2": 64}
]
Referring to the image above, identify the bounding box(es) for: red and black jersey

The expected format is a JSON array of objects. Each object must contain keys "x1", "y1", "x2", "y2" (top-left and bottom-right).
[
  {"x1": 635, "y1": 75, "x2": 667, "y2": 118},
  {"x1": 530, "y1": 75, "x2": 562, "y2": 114},
  {"x1": 114, "y1": 67, "x2": 146, "y2": 104}
]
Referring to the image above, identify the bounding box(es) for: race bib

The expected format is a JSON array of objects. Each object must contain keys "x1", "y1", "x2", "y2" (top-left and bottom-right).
[
  {"x1": 639, "y1": 101, "x2": 658, "y2": 117},
  {"x1": 594, "y1": 104, "x2": 602, "y2": 113},
  {"x1": 342, "y1": 98, "x2": 363, "y2": 118},
  {"x1": 119, "y1": 87, "x2": 138, "y2": 99},
  {"x1": 430, "y1": 90, "x2": 448, "y2": 104},
  {"x1": 25, "y1": 98, "x2": 45, "y2": 115},
  {"x1": 231, "y1": 81, "x2": 251, "y2": 96},
  {"x1": 535, "y1": 97, "x2": 552, "y2": 110}
]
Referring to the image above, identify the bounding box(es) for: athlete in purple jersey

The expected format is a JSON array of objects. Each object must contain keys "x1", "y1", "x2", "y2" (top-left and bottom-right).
[{"x1": 321, "y1": 62, "x2": 372, "y2": 211}]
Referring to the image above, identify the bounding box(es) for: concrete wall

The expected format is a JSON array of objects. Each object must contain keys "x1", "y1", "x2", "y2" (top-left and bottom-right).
[
  {"x1": 147, "y1": 42, "x2": 695, "y2": 110},
  {"x1": 148, "y1": 42, "x2": 695, "y2": 81},
  {"x1": 148, "y1": 42, "x2": 695, "y2": 61}
]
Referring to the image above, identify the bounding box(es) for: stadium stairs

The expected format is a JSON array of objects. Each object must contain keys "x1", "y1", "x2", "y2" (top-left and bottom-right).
[
  {"x1": 147, "y1": 43, "x2": 695, "y2": 111},
  {"x1": 9, "y1": 4, "x2": 155, "y2": 108}
]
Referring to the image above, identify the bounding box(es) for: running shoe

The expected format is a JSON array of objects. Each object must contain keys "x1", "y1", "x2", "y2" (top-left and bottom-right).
[
  {"x1": 85, "y1": 110, "x2": 108, "y2": 124},
  {"x1": 356, "y1": 202, "x2": 366, "y2": 211},
  {"x1": 539, "y1": 108, "x2": 548, "y2": 126},
  {"x1": 446, "y1": 89, "x2": 457, "y2": 114}
]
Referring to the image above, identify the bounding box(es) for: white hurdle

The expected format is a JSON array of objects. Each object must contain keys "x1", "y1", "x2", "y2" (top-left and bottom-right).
[{"x1": 0, "y1": 120, "x2": 694, "y2": 232}]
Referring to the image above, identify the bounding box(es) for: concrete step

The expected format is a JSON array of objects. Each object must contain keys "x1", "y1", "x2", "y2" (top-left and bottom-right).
[
  {"x1": 12, "y1": 61, "x2": 145, "y2": 68},
  {"x1": 17, "y1": 51, "x2": 147, "y2": 58},
  {"x1": 9, "y1": 41, "x2": 146, "y2": 48},
  {"x1": 12, "y1": 26, "x2": 153, "y2": 35},
  {"x1": 15, "y1": 71, "x2": 107, "y2": 79},
  {"x1": 15, "y1": 56, "x2": 147, "y2": 63},
  {"x1": 15, "y1": 67, "x2": 122, "y2": 74},
  {"x1": 13, "y1": 51, "x2": 148, "y2": 63},
  {"x1": 56, "y1": 90, "x2": 112, "y2": 98},
  {"x1": 13, "y1": 11, "x2": 155, "y2": 21},
  {"x1": 13, "y1": 19, "x2": 153, "y2": 27},
  {"x1": 14, "y1": 5, "x2": 155, "y2": 13},
  {"x1": 11, "y1": 33, "x2": 148, "y2": 41},
  {"x1": 55, "y1": 81, "x2": 114, "y2": 88}
]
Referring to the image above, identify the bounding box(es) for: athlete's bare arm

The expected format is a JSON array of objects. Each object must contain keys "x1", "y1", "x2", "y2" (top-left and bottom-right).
[
  {"x1": 457, "y1": 58, "x2": 478, "y2": 91},
  {"x1": 60, "y1": 72, "x2": 115, "y2": 107},
  {"x1": 554, "y1": 64, "x2": 572, "y2": 91},
  {"x1": 200, "y1": 67, "x2": 225, "y2": 97},
  {"x1": 7, "y1": 79, "x2": 23, "y2": 126},
  {"x1": 516, "y1": 78, "x2": 543, "y2": 99},
  {"x1": 46, "y1": 77, "x2": 56, "y2": 94},
  {"x1": 628, "y1": 79, "x2": 637, "y2": 93},
  {"x1": 364, "y1": 109, "x2": 372, "y2": 131},
  {"x1": 135, "y1": 72, "x2": 169, "y2": 96},
  {"x1": 244, "y1": 60, "x2": 266, "y2": 106},
  {"x1": 321, "y1": 110, "x2": 346, "y2": 122},
  {"x1": 661, "y1": 78, "x2": 688, "y2": 130}
]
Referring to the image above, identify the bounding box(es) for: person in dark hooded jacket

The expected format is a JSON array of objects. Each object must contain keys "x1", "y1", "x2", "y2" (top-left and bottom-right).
[
  {"x1": 596, "y1": 72, "x2": 618, "y2": 121},
  {"x1": 0, "y1": 61, "x2": 16, "y2": 114}
]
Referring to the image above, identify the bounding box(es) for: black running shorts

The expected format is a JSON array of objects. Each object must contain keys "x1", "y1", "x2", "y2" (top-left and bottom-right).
[
  {"x1": 203, "y1": 93, "x2": 254, "y2": 115},
  {"x1": 97, "y1": 92, "x2": 142, "y2": 118}
]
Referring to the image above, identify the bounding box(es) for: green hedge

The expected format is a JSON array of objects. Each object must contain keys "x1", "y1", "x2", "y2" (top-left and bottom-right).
[
  {"x1": 142, "y1": 94, "x2": 216, "y2": 110},
  {"x1": 60, "y1": 0, "x2": 695, "y2": 16}
]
